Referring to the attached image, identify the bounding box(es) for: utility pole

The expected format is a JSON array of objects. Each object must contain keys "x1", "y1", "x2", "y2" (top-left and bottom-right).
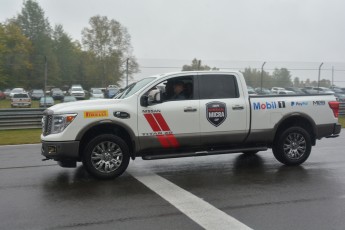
[
  {"x1": 317, "y1": 62, "x2": 323, "y2": 92},
  {"x1": 44, "y1": 56, "x2": 47, "y2": 109},
  {"x1": 126, "y1": 58, "x2": 129, "y2": 87},
  {"x1": 332, "y1": 66, "x2": 334, "y2": 86},
  {"x1": 260, "y1": 62, "x2": 266, "y2": 92}
]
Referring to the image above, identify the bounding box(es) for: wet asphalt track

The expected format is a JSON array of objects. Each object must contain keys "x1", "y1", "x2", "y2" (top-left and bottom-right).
[{"x1": 0, "y1": 133, "x2": 344, "y2": 230}]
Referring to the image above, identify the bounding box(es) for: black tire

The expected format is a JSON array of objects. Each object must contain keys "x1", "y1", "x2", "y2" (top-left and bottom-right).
[
  {"x1": 82, "y1": 134, "x2": 130, "y2": 179},
  {"x1": 242, "y1": 151, "x2": 259, "y2": 155},
  {"x1": 272, "y1": 126, "x2": 312, "y2": 166}
]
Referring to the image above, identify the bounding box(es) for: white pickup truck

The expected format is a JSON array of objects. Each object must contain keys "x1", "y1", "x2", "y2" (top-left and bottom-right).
[{"x1": 41, "y1": 71, "x2": 341, "y2": 179}]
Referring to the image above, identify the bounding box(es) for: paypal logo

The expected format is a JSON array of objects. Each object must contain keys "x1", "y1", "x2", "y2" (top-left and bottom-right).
[{"x1": 291, "y1": 101, "x2": 308, "y2": 107}]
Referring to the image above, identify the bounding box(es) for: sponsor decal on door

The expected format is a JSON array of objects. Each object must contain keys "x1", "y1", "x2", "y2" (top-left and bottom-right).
[
  {"x1": 253, "y1": 101, "x2": 286, "y2": 110},
  {"x1": 206, "y1": 101, "x2": 227, "y2": 127},
  {"x1": 142, "y1": 110, "x2": 180, "y2": 148}
]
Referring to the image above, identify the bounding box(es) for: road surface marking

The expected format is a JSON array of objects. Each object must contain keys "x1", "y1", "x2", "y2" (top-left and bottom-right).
[{"x1": 128, "y1": 165, "x2": 252, "y2": 230}]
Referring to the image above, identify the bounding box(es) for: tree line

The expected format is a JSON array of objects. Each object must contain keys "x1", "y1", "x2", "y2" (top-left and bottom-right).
[
  {"x1": 182, "y1": 59, "x2": 331, "y2": 89},
  {"x1": 0, "y1": 0, "x2": 138, "y2": 90}
]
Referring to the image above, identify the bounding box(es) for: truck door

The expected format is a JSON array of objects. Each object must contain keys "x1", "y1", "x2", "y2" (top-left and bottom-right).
[
  {"x1": 197, "y1": 73, "x2": 249, "y2": 147},
  {"x1": 137, "y1": 75, "x2": 200, "y2": 154}
]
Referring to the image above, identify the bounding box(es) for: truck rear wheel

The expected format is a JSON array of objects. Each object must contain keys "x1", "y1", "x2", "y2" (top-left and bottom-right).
[
  {"x1": 82, "y1": 134, "x2": 130, "y2": 179},
  {"x1": 272, "y1": 126, "x2": 311, "y2": 166}
]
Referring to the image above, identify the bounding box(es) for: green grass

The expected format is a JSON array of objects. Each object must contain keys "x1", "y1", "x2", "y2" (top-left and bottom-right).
[
  {"x1": 0, "y1": 129, "x2": 41, "y2": 145},
  {"x1": 0, "y1": 98, "x2": 62, "y2": 108},
  {"x1": 339, "y1": 116, "x2": 345, "y2": 128}
]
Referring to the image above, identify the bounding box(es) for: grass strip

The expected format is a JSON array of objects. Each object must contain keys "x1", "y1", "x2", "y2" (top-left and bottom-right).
[
  {"x1": 0, "y1": 129, "x2": 41, "y2": 145},
  {"x1": 339, "y1": 116, "x2": 345, "y2": 128}
]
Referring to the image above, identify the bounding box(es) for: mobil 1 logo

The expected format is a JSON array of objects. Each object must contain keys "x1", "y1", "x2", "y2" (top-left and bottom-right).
[{"x1": 206, "y1": 101, "x2": 227, "y2": 127}]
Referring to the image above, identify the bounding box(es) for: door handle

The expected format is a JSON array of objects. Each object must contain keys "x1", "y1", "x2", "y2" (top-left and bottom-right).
[
  {"x1": 184, "y1": 107, "x2": 197, "y2": 112},
  {"x1": 232, "y1": 105, "x2": 244, "y2": 110}
]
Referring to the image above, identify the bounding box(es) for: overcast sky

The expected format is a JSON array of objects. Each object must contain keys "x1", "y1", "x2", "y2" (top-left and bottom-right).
[{"x1": 1, "y1": 0, "x2": 345, "y2": 85}]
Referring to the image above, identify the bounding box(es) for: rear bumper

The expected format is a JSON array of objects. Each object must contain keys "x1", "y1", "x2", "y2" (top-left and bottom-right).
[
  {"x1": 316, "y1": 123, "x2": 341, "y2": 139},
  {"x1": 41, "y1": 140, "x2": 80, "y2": 161}
]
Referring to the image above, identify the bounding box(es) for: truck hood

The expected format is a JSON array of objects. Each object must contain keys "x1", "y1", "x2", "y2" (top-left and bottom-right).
[{"x1": 48, "y1": 99, "x2": 121, "y2": 114}]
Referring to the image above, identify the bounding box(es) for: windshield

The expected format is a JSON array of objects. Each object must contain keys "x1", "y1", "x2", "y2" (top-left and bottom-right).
[
  {"x1": 93, "y1": 89, "x2": 102, "y2": 93},
  {"x1": 13, "y1": 93, "x2": 28, "y2": 98},
  {"x1": 117, "y1": 77, "x2": 155, "y2": 99}
]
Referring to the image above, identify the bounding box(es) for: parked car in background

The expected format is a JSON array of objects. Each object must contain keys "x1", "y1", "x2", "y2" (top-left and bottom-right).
[
  {"x1": 285, "y1": 87, "x2": 305, "y2": 94},
  {"x1": 312, "y1": 87, "x2": 335, "y2": 94},
  {"x1": 0, "y1": 90, "x2": 6, "y2": 100},
  {"x1": 51, "y1": 88, "x2": 64, "y2": 100},
  {"x1": 334, "y1": 93, "x2": 345, "y2": 102},
  {"x1": 31, "y1": 89, "x2": 44, "y2": 100},
  {"x1": 10, "y1": 88, "x2": 25, "y2": 98},
  {"x1": 106, "y1": 87, "x2": 120, "y2": 98},
  {"x1": 271, "y1": 87, "x2": 285, "y2": 94},
  {"x1": 330, "y1": 87, "x2": 344, "y2": 94},
  {"x1": 11, "y1": 93, "x2": 31, "y2": 108},
  {"x1": 255, "y1": 87, "x2": 271, "y2": 95},
  {"x1": 39, "y1": 96, "x2": 55, "y2": 107},
  {"x1": 277, "y1": 90, "x2": 296, "y2": 95},
  {"x1": 248, "y1": 88, "x2": 257, "y2": 95},
  {"x1": 4, "y1": 89, "x2": 11, "y2": 97},
  {"x1": 69, "y1": 85, "x2": 85, "y2": 99},
  {"x1": 89, "y1": 88, "x2": 104, "y2": 98},
  {"x1": 62, "y1": 96, "x2": 77, "y2": 103},
  {"x1": 301, "y1": 88, "x2": 318, "y2": 94}
]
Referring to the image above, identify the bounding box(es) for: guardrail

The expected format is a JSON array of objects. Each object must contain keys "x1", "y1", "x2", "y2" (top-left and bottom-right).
[
  {"x1": 0, "y1": 108, "x2": 45, "y2": 130},
  {"x1": 0, "y1": 103, "x2": 344, "y2": 131},
  {"x1": 340, "y1": 102, "x2": 345, "y2": 116}
]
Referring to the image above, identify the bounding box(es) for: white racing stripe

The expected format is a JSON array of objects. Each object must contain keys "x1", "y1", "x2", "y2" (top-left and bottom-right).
[{"x1": 128, "y1": 165, "x2": 252, "y2": 230}]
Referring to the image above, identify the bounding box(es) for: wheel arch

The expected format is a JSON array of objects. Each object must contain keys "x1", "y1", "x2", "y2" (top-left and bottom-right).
[
  {"x1": 76, "y1": 120, "x2": 138, "y2": 160},
  {"x1": 273, "y1": 112, "x2": 317, "y2": 146}
]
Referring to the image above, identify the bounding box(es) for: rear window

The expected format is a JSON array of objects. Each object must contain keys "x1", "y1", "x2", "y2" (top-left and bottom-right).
[
  {"x1": 198, "y1": 74, "x2": 239, "y2": 99},
  {"x1": 13, "y1": 94, "x2": 29, "y2": 98}
]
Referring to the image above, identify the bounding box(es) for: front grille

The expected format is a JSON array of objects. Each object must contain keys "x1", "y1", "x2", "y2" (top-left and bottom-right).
[{"x1": 42, "y1": 115, "x2": 52, "y2": 136}]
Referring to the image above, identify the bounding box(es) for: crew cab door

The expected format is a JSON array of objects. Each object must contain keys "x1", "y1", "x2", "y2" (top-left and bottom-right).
[
  {"x1": 197, "y1": 73, "x2": 249, "y2": 147},
  {"x1": 137, "y1": 75, "x2": 200, "y2": 154}
]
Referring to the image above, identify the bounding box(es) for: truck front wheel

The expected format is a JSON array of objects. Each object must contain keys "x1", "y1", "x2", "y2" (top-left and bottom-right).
[
  {"x1": 272, "y1": 127, "x2": 311, "y2": 166},
  {"x1": 82, "y1": 134, "x2": 130, "y2": 179}
]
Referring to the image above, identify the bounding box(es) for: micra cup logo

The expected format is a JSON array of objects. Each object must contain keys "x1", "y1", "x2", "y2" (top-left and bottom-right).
[
  {"x1": 206, "y1": 101, "x2": 227, "y2": 127},
  {"x1": 253, "y1": 101, "x2": 285, "y2": 110}
]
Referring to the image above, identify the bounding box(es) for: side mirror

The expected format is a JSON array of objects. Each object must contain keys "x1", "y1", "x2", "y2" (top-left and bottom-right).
[
  {"x1": 140, "y1": 95, "x2": 149, "y2": 107},
  {"x1": 141, "y1": 89, "x2": 162, "y2": 107}
]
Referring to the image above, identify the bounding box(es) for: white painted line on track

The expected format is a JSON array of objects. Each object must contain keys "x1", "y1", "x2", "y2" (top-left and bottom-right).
[
  {"x1": 128, "y1": 166, "x2": 252, "y2": 230},
  {"x1": 0, "y1": 143, "x2": 40, "y2": 148}
]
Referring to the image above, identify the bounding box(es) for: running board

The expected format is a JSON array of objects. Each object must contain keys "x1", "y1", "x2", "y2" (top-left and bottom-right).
[{"x1": 142, "y1": 147, "x2": 268, "y2": 160}]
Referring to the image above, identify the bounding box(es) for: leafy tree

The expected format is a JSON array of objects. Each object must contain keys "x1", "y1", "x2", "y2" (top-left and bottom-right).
[
  {"x1": 82, "y1": 15, "x2": 138, "y2": 87},
  {"x1": 0, "y1": 21, "x2": 32, "y2": 88},
  {"x1": 293, "y1": 77, "x2": 300, "y2": 87},
  {"x1": 272, "y1": 68, "x2": 292, "y2": 87},
  {"x1": 241, "y1": 67, "x2": 270, "y2": 88},
  {"x1": 182, "y1": 58, "x2": 218, "y2": 71},
  {"x1": 52, "y1": 24, "x2": 81, "y2": 87},
  {"x1": 16, "y1": 0, "x2": 59, "y2": 89}
]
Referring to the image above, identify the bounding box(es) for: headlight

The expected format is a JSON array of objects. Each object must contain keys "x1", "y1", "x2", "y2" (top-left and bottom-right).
[{"x1": 51, "y1": 114, "x2": 77, "y2": 134}]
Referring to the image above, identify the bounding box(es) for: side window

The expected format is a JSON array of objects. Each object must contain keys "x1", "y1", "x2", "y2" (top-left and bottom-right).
[
  {"x1": 147, "y1": 76, "x2": 194, "y2": 102},
  {"x1": 198, "y1": 74, "x2": 239, "y2": 99}
]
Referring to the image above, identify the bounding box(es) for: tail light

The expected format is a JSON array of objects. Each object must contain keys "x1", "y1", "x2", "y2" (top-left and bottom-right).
[{"x1": 328, "y1": 101, "x2": 340, "y2": 118}]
